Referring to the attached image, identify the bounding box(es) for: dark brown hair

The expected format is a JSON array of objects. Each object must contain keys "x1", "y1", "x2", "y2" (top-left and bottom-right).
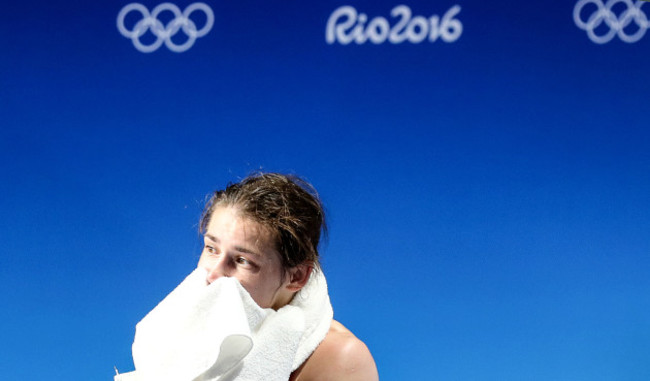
[{"x1": 200, "y1": 173, "x2": 327, "y2": 269}]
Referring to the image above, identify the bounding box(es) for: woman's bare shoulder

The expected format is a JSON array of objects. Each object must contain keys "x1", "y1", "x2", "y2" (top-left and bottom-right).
[{"x1": 291, "y1": 320, "x2": 378, "y2": 381}]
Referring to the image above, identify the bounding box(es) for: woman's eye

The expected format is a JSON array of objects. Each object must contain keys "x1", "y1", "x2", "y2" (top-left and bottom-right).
[
  {"x1": 205, "y1": 245, "x2": 217, "y2": 254},
  {"x1": 236, "y1": 257, "x2": 251, "y2": 266}
]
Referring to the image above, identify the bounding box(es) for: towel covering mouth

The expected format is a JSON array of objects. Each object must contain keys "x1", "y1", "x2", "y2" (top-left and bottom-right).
[{"x1": 115, "y1": 267, "x2": 333, "y2": 381}]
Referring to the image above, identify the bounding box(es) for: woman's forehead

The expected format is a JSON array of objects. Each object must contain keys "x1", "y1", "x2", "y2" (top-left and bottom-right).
[{"x1": 207, "y1": 207, "x2": 276, "y2": 251}]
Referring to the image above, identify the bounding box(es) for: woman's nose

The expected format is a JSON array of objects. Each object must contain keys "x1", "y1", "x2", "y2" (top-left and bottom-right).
[{"x1": 205, "y1": 257, "x2": 229, "y2": 284}]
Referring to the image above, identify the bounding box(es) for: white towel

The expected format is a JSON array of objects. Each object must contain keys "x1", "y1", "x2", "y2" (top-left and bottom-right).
[{"x1": 115, "y1": 267, "x2": 333, "y2": 381}]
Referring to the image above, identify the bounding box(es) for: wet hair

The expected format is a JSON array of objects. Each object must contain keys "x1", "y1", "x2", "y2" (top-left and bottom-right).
[{"x1": 200, "y1": 173, "x2": 327, "y2": 270}]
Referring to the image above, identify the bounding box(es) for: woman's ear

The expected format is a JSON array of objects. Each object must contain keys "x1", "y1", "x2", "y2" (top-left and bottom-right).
[{"x1": 285, "y1": 264, "x2": 313, "y2": 292}]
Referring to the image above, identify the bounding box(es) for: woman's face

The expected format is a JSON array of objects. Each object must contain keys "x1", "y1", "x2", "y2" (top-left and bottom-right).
[{"x1": 197, "y1": 206, "x2": 293, "y2": 309}]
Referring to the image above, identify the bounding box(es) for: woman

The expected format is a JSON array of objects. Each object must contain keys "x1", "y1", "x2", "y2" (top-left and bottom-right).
[{"x1": 197, "y1": 173, "x2": 378, "y2": 380}]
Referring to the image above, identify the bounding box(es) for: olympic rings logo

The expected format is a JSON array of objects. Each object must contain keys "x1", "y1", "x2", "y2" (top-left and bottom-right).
[
  {"x1": 117, "y1": 2, "x2": 214, "y2": 53},
  {"x1": 574, "y1": 0, "x2": 648, "y2": 43}
]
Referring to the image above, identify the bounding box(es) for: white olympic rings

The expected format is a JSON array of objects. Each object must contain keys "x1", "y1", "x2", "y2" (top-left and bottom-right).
[
  {"x1": 574, "y1": 0, "x2": 648, "y2": 43},
  {"x1": 117, "y1": 2, "x2": 214, "y2": 53}
]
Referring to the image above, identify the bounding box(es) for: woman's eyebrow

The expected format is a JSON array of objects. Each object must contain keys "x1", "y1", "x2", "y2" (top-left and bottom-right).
[
  {"x1": 205, "y1": 234, "x2": 219, "y2": 243},
  {"x1": 205, "y1": 234, "x2": 261, "y2": 257},
  {"x1": 234, "y1": 245, "x2": 262, "y2": 257}
]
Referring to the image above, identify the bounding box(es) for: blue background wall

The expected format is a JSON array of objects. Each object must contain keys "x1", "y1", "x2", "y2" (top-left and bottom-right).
[{"x1": 1, "y1": 0, "x2": 649, "y2": 379}]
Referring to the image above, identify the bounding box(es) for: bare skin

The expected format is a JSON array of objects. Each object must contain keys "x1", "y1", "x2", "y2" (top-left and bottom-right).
[{"x1": 290, "y1": 320, "x2": 379, "y2": 381}]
